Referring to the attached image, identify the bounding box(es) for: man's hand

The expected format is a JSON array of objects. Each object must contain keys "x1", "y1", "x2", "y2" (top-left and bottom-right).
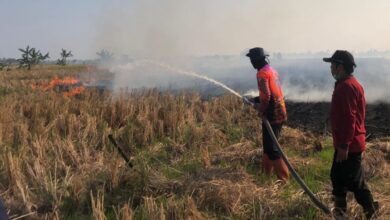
[
  {"x1": 258, "y1": 111, "x2": 267, "y2": 119},
  {"x1": 336, "y1": 148, "x2": 348, "y2": 162},
  {"x1": 255, "y1": 105, "x2": 263, "y2": 118}
]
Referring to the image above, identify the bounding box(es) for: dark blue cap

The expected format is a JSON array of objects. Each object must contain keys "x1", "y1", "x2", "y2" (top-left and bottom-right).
[
  {"x1": 246, "y1": 47, "x2": 269, "y2": 59},
  {"x1": 323, "y1": 50, "x2": 356, "y2": 67}
]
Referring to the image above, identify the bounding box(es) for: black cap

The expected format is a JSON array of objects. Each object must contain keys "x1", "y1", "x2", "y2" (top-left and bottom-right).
[
  {"x1": 246, "y1": 47, "x2": 269, "y2": 59},
  {"x1": 323, "y1": 50, "x2": 356, "y2": 67}
]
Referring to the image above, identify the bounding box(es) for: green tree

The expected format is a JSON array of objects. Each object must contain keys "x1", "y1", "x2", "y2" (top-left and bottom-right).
[
  {"x1": 17, "y1": 45, "x2": 49, "y2": 70},
  {"x1": 57, "y1": 49, "x2": 73, "y2": 66}
]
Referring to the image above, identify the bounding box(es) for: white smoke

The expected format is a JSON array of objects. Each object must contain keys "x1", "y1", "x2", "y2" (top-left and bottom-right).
[
  {"x1": 90, "y1": 1, "x2": 390, "y2": 103},
  {"x1": 108, "y1": 56, "x2": 390, "y2": 103}
]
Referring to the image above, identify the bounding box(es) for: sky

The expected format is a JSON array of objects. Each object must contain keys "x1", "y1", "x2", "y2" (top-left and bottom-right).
[{"x1": 1, "y1": 0, "x2": 390, "y2": 59}]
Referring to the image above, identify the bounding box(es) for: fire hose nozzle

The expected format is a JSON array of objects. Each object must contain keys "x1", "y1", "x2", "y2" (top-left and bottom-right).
[
  {"x1": 242, "y1": 96, "x2": 261, "y2": 107},
  {"x1": 242, "y1": 97, "x2": 254, "y2": 106}
]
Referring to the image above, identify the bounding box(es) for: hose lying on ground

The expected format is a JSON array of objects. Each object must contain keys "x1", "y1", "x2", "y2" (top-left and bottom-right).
[
  {"x1": 108, "y1": 134, "x2": 133, "y2": 168},
  {"x1": 263, "y1": 118, "x2": 331, "y2": 215}
]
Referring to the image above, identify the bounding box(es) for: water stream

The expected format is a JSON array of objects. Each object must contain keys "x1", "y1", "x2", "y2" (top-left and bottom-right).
[{"x1": 138, "y1": 60, "x2": 244, "y2": 99}]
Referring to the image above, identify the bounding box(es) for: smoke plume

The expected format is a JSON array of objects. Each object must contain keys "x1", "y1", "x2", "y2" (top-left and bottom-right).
[{"x1": 92, "y1": 1, "x2": 390, "y2": 103}]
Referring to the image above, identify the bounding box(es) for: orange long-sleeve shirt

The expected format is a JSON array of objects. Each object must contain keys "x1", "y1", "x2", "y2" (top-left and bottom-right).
[{"x1": 257, "y1": 64, "x2": 287, "y2": 124}]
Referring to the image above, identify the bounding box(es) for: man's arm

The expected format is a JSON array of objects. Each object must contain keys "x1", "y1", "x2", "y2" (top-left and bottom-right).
[
  {"x1": 257, "y1": 75, "x2": 270, "y2": 116},
  {"x1": 334, "y1": 85, "x2": 357, "y2": 161}
]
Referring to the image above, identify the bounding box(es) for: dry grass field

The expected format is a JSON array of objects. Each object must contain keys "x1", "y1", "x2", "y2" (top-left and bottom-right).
[{"x1": 0, "y1": 65, "x2": 388, "y2": 219}]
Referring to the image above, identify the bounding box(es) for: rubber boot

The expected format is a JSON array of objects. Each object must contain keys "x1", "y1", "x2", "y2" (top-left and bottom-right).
[
  {"x1": 333, "y1": 196, "x2": 347, "y2": 219},
  {"x1": 273, "y1": 158, "x2": 289, "y2": 183},
  {"x1": 262, "y1": 154, "x2": 273, "y2": 175},
  {"x1": 355, "y1": 189, "x2": 379, "y2": 219},
  {"x1": 364, "y1": 201, "x2": 379, "y2": 219}
]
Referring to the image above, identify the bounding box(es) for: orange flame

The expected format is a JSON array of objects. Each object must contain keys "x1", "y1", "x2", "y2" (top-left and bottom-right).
[
  {"x1": 32, "y1": 77, "x2": 85, "y2": 97},
  {"x1": 63, "y1": 86, "x2": 85, "y2": 97}
]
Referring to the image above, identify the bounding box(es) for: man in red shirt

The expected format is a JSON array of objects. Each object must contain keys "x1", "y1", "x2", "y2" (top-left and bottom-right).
[
  {"x1": 323, "y1": 50, "x2": 378, "y2": 219},
  {"x1": 246, "y1": 47, "x2": 289, "y2": 182}
]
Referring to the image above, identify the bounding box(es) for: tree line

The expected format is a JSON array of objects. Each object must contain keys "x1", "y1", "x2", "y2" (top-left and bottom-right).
[
  {"x1": 0, "y1": 46, "x2": 74, "y2": 71},
  {"x1": 0, "y1": 47, "x2": 118, "y2": 71}
]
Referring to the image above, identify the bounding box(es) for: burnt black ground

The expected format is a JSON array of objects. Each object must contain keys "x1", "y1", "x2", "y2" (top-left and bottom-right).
[{"x1": 286, "y1": 101, "x2": 390, "y2": 139}]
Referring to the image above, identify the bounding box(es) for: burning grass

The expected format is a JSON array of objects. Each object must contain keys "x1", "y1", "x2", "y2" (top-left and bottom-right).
[{"x1": 0, "y1": 66, "x2": 389, "y2": 219}]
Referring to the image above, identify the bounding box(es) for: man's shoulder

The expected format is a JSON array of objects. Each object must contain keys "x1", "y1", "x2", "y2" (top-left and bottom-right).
[
  {"x1": 346, "y1": 75, "x2": 362, "y2": 82},
  {"x1": 336, "y1": 76, "x2": 364, "y2": 94},
  {"x1": 257, "y1": 65, "x2": 275, "y2": 77},
  {"x1": 344, "y1": 76, "x2": 363, "y2": 89}
]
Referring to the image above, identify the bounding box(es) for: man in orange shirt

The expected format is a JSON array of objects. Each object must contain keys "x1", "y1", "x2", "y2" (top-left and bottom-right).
[{"x1": 246, "y1": 47, "x2": 289, "y2": 182}]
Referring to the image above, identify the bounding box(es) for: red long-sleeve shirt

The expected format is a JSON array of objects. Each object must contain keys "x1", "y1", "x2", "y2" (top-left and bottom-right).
[
  {"x1": 331, "y1": 75, "x2": 366, "y2": 152},
  {"x1": 257, "y1": 64, "x2": 287, "y2": 124}
]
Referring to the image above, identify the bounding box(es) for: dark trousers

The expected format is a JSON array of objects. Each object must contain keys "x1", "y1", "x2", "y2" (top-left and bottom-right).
[
  {"x1": 330, "y1": 151, "x2": 375, "y2": 212},
  {"x1": 262, "y1": 122, "x2": 282, "y2": 160}
]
